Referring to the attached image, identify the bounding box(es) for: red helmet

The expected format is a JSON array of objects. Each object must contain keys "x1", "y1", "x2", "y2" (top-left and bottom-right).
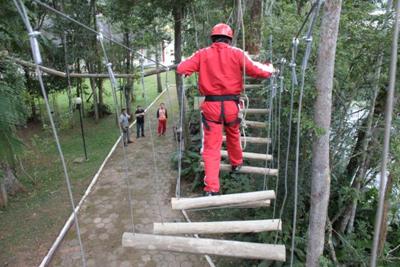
[{"x1": 211, "y1": 23, "x2": 233, "y2": 39}]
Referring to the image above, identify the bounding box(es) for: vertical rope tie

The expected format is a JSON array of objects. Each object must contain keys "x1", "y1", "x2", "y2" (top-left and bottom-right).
[
  {"x1": 97, "y1": 32, "x2": 135, "y2": 233},
  {"x1": 272, "y1": 58, "x2": 286, "y2": 222},
  {"x1": 176, "y1": 82, "x2": 186, "y2": 198},
  {"x1": 13, "y1": 0, "x2": 87, "y2": 266},
  {"x1": 138, "y1": 55, "x2": 165, "y2": 223}
]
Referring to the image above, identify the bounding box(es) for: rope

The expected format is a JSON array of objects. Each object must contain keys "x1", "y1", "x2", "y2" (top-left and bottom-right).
[
  {"x1": 370, "y1": 0, "x2": 400, "y2": 265},
  {"x1": 97, "y1": 33, "x2": 136, "y2": 233},
  {"x1": 13, "y1": 0, "x2": 87, "y2": 266},
  {"x1": 263, "y1": 35, "x2": 275, "y2": 190},
  {"x1": 138, "y1": 56, "x2": 166, "y2": 223},
  {"x1": 31, "y1": 0, "x2": 169, "y2": 69},
  {"x1": 282, "y1": 1, "x2": 319, "y2": 61},
  {"x1": 290, "y1": 1, "x2": 322, "y2": 266},
  {"x1": 272, "y1": 58, "x2": 286, "y2": 221},
  {"x1": 164, "y1": 71, "x2": 179, "y2": 148},
  {"x1": 238, "y1": 0, "x2": 251, "y2": 151},
  {"x1": 175, "y1": 82, "x2": 186, "y2": 198}
]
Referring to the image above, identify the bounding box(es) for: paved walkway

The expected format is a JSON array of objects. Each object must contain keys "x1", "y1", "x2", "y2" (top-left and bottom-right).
[{"x1": 51, "y1": 89, "x2": 206, "y2": 267}]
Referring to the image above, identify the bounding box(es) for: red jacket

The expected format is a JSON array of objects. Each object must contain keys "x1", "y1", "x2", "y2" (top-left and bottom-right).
[{"x1": 176, "y1": 42, "x2": 274, "y2": 96}]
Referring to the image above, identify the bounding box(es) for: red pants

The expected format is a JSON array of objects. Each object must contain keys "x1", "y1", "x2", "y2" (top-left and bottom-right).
[
  {"x1": 201, "y1": 101, "x2": 243, "y2": 193},
  {"x1": 158, "y1": 119, "x2": 167, "y2": 135}
]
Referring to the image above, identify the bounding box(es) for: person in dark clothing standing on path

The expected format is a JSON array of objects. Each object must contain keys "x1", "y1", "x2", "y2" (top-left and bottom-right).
[
  {"x1": 135, "y1": 105, "x2": 145, "y2": 138},
  {"x1": 120, "y1": 108, "x2": 133, "y2": 146},
  {"x1": 156, "y1": 103, "x2": 168, "y2": 136}
]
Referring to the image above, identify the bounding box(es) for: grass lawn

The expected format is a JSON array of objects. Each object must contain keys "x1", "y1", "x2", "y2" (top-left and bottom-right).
[{"x1": 0, "y1": 71, "x2": 175, "y2": 266}]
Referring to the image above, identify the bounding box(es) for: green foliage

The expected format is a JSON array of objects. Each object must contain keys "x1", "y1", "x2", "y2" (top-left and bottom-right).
[{"x1": 0, "y1": 59, "x2": 27, "y2": 166}]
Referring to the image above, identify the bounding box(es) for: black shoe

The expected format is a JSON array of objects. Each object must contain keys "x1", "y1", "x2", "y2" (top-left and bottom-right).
[
  {"x1": 204, "y1": 191, "x2": 219, "y2": 197},
  {"x1": 128, "y1": 140, "x2": 134, "y2": 144},
  {"x1": 142, "y1": 135, "x2": 145, "y2": 137},
  {"x1": 231, "y1": 164, "x2": 242, "y2": 173}
]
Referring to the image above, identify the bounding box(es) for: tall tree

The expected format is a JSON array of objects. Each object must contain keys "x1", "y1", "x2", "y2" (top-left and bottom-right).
[
  {"x1": 306, "y1": 0, "x2": 342, "y2": 266},
  {"x1": 245, "y1": 0, "x2": 262, "y2": 54}
]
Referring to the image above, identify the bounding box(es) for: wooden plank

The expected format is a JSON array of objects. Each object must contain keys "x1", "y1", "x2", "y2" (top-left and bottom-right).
[
  {"x1": 244, "y1": 84, "x2": 264, "y2": 90},
  {"x1": 122, "y1": 233, "x2": 286, "y2": 261},
  {"x1": 222, "y1": 136, "x2": 271, "y2": 144},
  {"x1": 233, "y1": 199, "x2": 271, "y2": 208},
  {"x1": 245, "y1": 120, "x2": 268, "y2": 128},
  {"x1": 221, "y1": 150, "x2": 272, "y2": 161},
  {"x1": 171, "y1": 190, "x2": 275, "y2": 210},
  {"x1": 218, "y1": 163, "x2": 278, "y2": 176},
  {"x1": 153, "y1": 219, "x2": 282, "y2": 235},
  {"x1": 244, "y1": 108, "x2": 269, "y2": 114}
]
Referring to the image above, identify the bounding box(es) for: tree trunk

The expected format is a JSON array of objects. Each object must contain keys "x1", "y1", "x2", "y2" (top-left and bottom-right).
[
  {"x1": 173, "y1": 4, "x2": 183, "y2": 103},
  {"x1": 124, "y1": 31, "x2": 133, "y2": 115},
  {"x1": 173, "y1": 4, "x2": 190, "y2": 147},
  {"x1": 51, "y1": 92, "x2": 60, "y2": 122},
  {"x1": 88, "y1": 0, "x2": 100, "y2": 122},
  {"x1": 0, "y1": 179, "x2": 7, "y2": 208},
  {"x1": 30, "y1": 94, "x2": 37, "y2": 122},
  {"x1": 76, "y1": 59, "x2": 85, "y2": 117},
  {"x1": 0, "y1": 162, "x2": 26, "y2": 207},
  {"x1": 87, "y1": 65, "x2": 100, "y2": 122},
  {"x1": 306, "y1": 1, "x2": 342, "y2": 266},
  {"x1": 24, "y1": 68, "x2": 39, "y2": 122},
  {"x1": 155, "y1": 39, "x2": 163, "y2": 93},
  {"x1": 97, "y1": 78, "x2": 104, "y2": 116},
  {"x1": 378, "y1": 173, "x2": 393, "y2": 256},
  {"x1": 245, "y1": 0, "x2": 262, "y2": 54}
]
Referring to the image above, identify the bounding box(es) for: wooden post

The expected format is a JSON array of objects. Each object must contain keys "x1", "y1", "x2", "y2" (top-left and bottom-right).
[
  {"x1": 153, "y1": 219, "x2": 282, "y2": 235},
  {"x1": 122, "y1": 233, "x2": 286, "y2": 261}
]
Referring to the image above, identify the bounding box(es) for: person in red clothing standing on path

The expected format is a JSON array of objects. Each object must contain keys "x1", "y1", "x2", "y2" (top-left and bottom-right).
[
  {"x1": 176, "y1": 23, "x2": 275, "y2": 196},
  {"x1": 156, "y1": 103, "x2": 168, "y2": 136}
]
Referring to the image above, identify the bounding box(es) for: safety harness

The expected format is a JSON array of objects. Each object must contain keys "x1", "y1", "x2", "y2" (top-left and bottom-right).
[{"x1": 201, "y1": 95, "x2": 242, "y2": 130}]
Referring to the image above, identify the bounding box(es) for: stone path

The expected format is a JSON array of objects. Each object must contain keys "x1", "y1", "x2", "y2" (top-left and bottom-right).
[{"x1": 51, "y1": 89, "x2": 207, "y2": 267}]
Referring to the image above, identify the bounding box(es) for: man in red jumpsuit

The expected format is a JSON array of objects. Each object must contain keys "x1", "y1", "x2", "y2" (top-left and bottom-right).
[{"x1": 177, "y1": 23, "x2": 275, "y2": 195}]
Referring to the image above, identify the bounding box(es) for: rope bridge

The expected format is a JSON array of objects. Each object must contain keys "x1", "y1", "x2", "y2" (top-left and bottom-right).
[{"x1": 13, "y1": 0, "x2": 396, "y2": 266}]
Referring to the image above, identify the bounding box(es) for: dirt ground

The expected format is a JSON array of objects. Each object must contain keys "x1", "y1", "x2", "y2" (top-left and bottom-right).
[{"x1": 50, "y1": 90, "x2": 207, "y2": 267}]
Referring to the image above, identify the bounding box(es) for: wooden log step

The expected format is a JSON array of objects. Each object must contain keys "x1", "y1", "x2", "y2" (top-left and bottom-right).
[
  {"x1": 153, "y1": 219, "x2": 282, "y2": 235},
  {"x1": 122, "y1": 233, "x2": 286, "y2": 261},
  {"x1": 244, "y1": 108, "x2": 269, "y2": 114},
  {"x1": 245, "y1": 120, "x2": 268, "y2": 128},
  {"x1": 221, "y1": 150, "x2": 272, "y2": 161},
  {"x1": 233, "y1": 199, "x2": 271, "y2": 208},
  {"x1": 171, "y1": 190, "x2": 275, "y2": 210},
  {"x1": 244, "y1": 84, "x2": 264, "y2": 90},
  {"x1": 218, "y1": 163, "x2": 278, "y2": 176},
  {"x1": 222, "y1": 136, "x2": 272, "y2": 144}
]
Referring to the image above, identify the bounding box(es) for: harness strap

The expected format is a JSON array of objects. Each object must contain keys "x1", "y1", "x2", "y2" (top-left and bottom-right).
[
  {"x1": 204, "y1": 95, "x2": 240, "y2": 102},
  {"x1": 202, "y1": 94, "x2": 241, "y2": 130}
]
